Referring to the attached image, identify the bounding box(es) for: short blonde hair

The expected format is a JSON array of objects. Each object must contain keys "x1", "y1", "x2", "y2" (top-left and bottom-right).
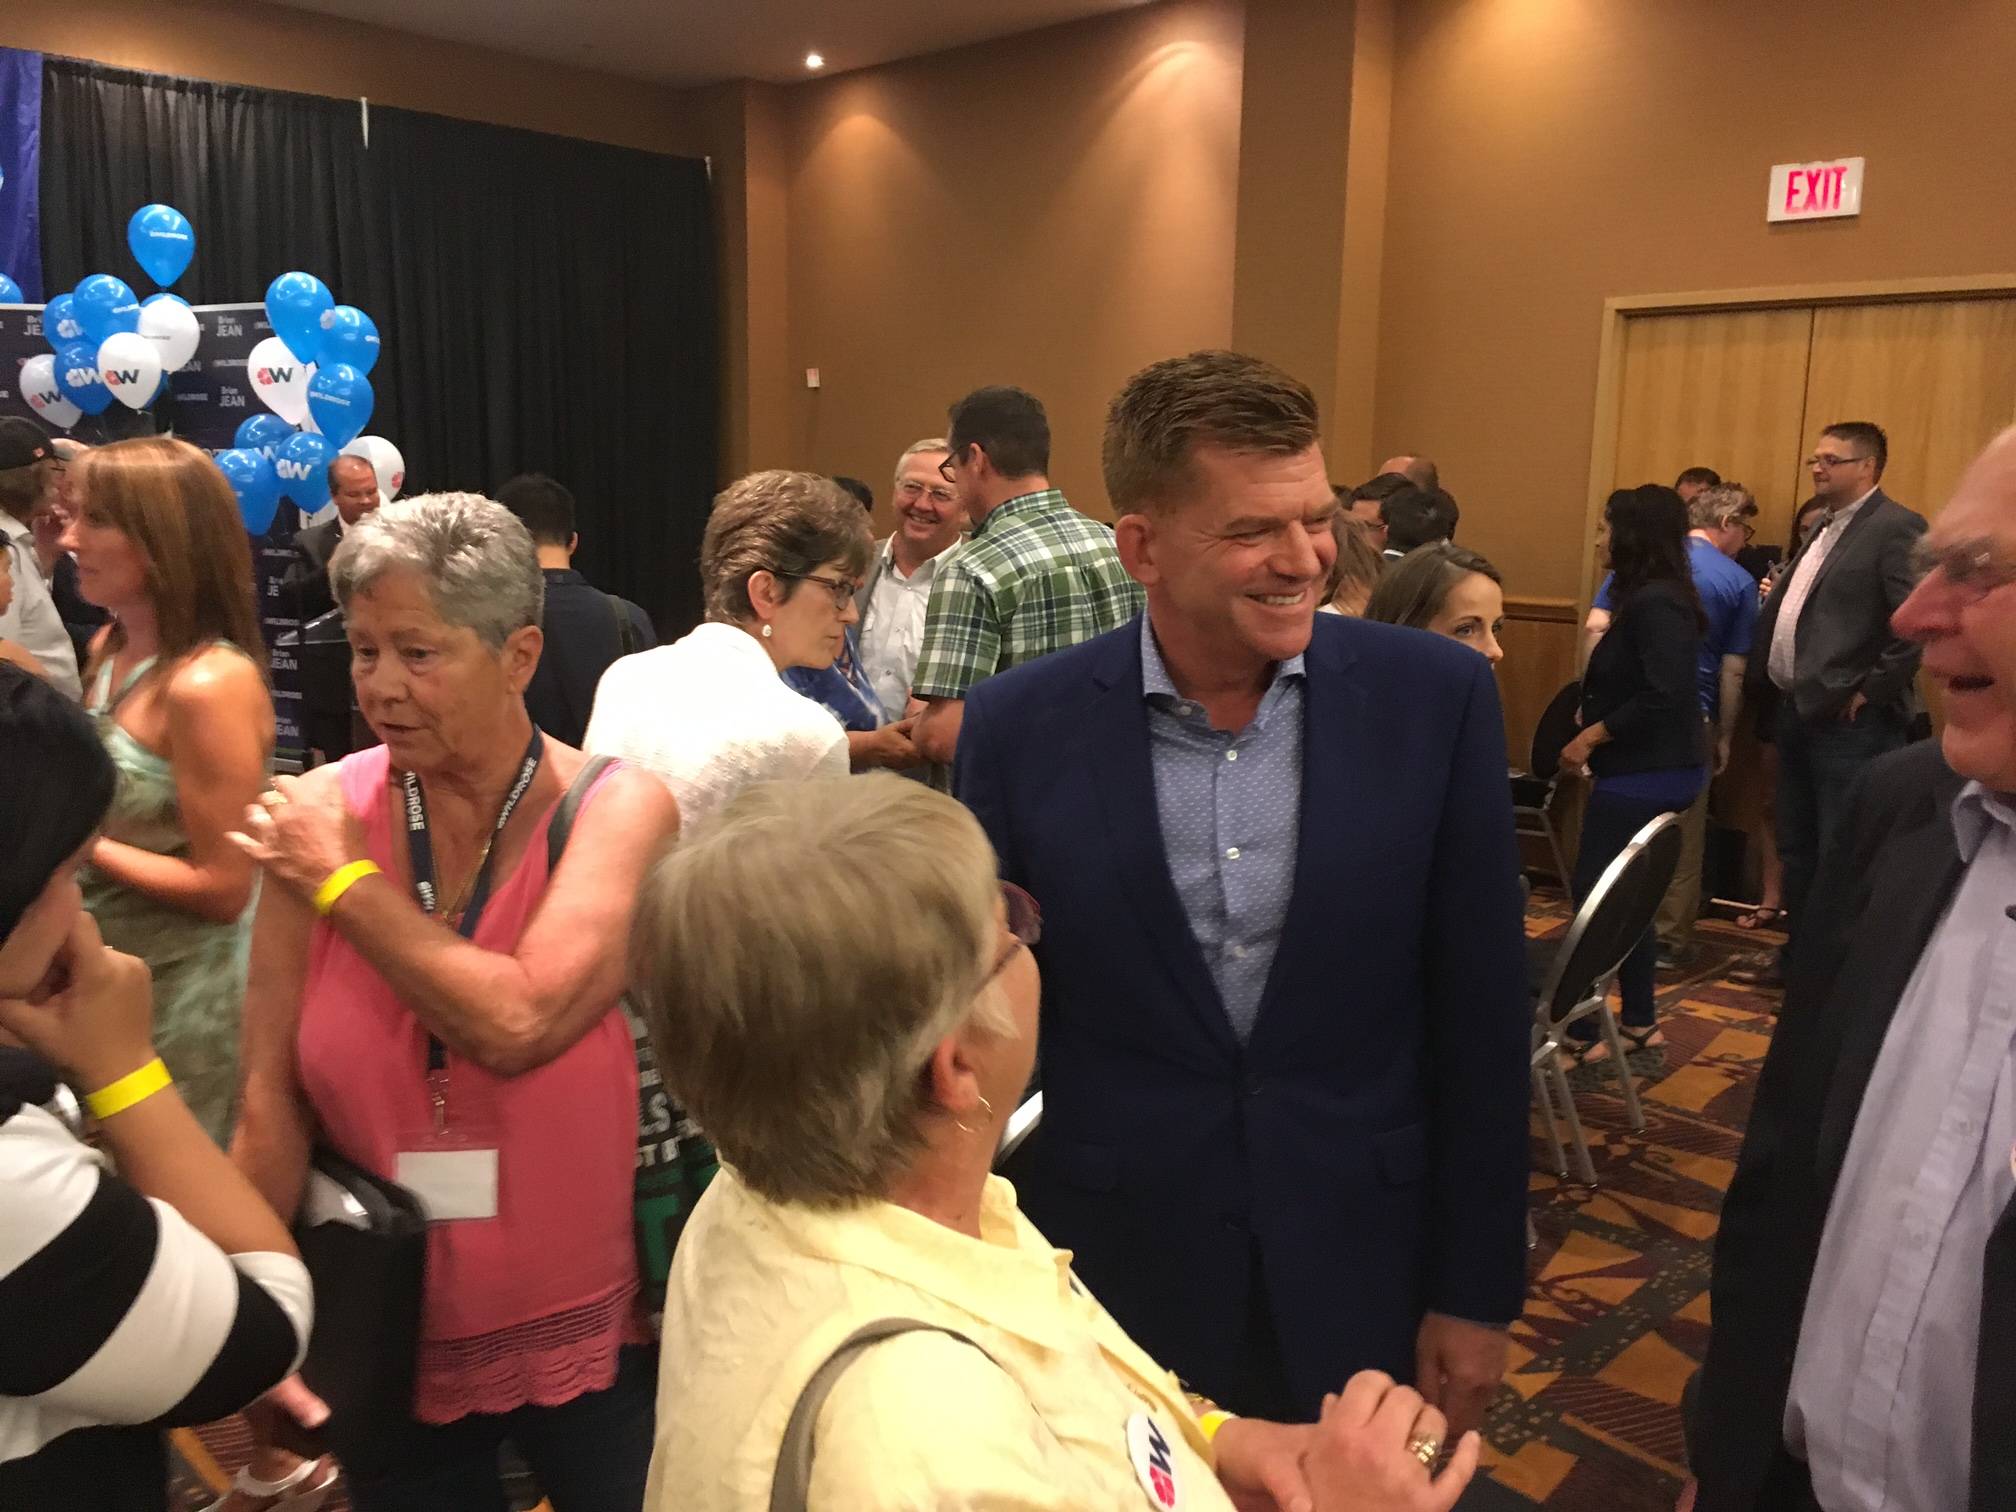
[
  {"x1": 628, "y1": 774, "x2": 1012, "y2": 1208},
  {"x1": 892, "y1": 437, "x2": 951, "y2": 490},
  {"x1": 699, "y1": 470, "x2": 872, "y2": 624}
]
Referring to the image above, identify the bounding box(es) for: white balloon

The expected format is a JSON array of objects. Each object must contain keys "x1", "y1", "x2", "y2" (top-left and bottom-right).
[
  {"x1": 18, "y1": 354, "x2": 83, "y2": 429},
  {"x1": 247, "y1": 335, "x2": 315, "y2": 426},
  {"x1": 97, "y1": 332, "x2": 165, "y2": 412},
  {"x1": 342, "y1": 435, "x2": 406, "y2": 501},
  {"x1": 137, "y1": 297, "x2": 201, "y2": 371}
]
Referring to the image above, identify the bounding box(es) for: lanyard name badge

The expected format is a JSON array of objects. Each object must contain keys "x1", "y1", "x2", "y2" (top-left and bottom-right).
[{"x1": 393, "y1": 728, "x2": 544, "y2": 1223}]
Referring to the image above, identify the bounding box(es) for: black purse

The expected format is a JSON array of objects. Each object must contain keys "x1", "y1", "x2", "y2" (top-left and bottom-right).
[{"x1": 291, "y1": 1146, "x2": 428, "y2": 1447}]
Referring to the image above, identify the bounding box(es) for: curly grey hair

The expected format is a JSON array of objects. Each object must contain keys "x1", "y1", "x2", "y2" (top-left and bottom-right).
[{"x1": 330, "y1": 492, "x2": 544, "y2": 649}]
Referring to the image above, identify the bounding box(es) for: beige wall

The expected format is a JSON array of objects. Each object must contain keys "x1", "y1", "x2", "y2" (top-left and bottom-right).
[
  {"x1": 779, "y1": 0, "x2": 1244, "y2": 520},
  {"x1": 1375, "y1": 0, "x2": 2016, "y2": 600}
]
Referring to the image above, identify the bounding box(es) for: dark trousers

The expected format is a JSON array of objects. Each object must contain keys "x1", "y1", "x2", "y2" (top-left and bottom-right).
[
  {"x1": 1773, "y1": 699, "x2": 1905, "y2": 948},
  {"x1": 1570, "y1": 788, "x2": 1681, "y2": 1031},
  {"x1": 330, "y1": 1346, "x2": 656, "y2": 1512}
]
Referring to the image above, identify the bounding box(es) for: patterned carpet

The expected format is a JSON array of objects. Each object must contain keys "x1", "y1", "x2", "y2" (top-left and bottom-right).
[
  {"x1": 1460, "y1": 894, "x2": 1781, "y2": 1511},
  {"x1": 176, "y1": 893, "x2": 1781, "y2": 1512}
]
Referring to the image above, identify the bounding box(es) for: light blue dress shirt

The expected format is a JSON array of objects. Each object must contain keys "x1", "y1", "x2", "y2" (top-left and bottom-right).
[
  {"x1": 1786, "y1": 780, "x2": 2016, "y2": 1511},
  {"x1": 1140, "y1": 624, "x2": 1304, "y2": 1042}
]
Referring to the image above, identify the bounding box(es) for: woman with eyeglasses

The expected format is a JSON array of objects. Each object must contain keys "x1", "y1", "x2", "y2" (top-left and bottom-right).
[
  {"x1": 635, "y1": 775, "x2": 1478, "y2": 1512},
  {"x1": 585, "y1": 471, "x2": 876, "y2": 834}
]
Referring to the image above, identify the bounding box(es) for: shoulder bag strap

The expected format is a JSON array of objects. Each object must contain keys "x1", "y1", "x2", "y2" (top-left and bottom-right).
[
  {"x1": 769, "y1": 1318, "x2": 995, "y2": 1512},
  {"x1": 607, "y1": 594, "x2": 638, "y2": 658},
  {"x1": 547, "y1": 755, "x2": 617, "y2": 871}
]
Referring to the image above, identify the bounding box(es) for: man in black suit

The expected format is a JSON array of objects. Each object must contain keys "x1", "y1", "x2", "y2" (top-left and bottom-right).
[
  {"x1": 280, "y1": 453, "x2": 382, "y2": 624},
  {"x1": 1693, "y1": 426, "x2": 2016, "y2": 1511},
  {"x1": 282, "y1": 453, "x2": 381, "y2": 762},
  {"x1": 1747, "y1": 421, "x2": 1925, "y2": 973}
]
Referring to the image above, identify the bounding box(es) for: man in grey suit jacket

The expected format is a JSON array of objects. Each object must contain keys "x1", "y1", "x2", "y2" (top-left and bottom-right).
[{"x1": 1747, "y1": 421, "x2": 1925, "y2": 975}]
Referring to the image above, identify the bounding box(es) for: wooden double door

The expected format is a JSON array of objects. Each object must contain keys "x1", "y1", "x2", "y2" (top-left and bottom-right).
[{"x1": 1609, "y1": 294, "x2": 2016, "y2": 549}]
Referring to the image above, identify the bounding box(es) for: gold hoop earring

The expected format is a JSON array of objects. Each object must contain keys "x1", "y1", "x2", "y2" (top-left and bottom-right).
[{"x1": 978, "y1": 1095, "x2": 995, "y2": 1118}]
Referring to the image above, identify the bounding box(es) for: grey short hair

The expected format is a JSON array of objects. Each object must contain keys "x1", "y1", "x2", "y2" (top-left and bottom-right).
[
  {"x1": 330, "y1": 493, "x2": 544, "y2": 649},
  {"x1": 1689, "y1": 483, "x2": 1758, "y2": 533},
  {"x1": 628, "y1": 774, "x2": 1015, "y2": 1209},
  {"x1": 892, "y1": 437, "x2": 950, "y2": 490}
]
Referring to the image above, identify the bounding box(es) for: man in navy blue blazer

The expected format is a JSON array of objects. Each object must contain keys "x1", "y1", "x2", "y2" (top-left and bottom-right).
[{"x1": 957, "y1": 351, "x2": 1530, "y2": 1432}]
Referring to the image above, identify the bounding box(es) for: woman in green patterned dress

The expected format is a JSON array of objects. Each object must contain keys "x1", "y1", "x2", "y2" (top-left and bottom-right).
[{"x1": 63, "y1": 437, "x2": 273, "y2": 1143}]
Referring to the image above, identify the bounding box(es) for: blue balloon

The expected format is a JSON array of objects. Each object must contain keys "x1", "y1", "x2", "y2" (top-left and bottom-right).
[
  {"x1": 305, "y1": 364, "x2": 374, "y2": 449},
  {"x1": 234, "y1": 414, "x2": 295, "y2": 462},
  {"x1": 127, "y1": 203, "x2": 196, "y2": 288},
  {"x1": 0, "y1": 273, "x2": 20, "y2": 303},
  {"x1": 265, "y1": 272, "x2": 334, "y2": 364},
  {"x1": 43, "y1": 293, "x2": 85, "y2": 349},
  {"x1": 316, "y1": 305, "x2": 381, "y2": 375},
  {"x1": 53, "y1": 341, "x2": 113, "y2": 416},
  {"x1": 216, "y1": 448, "x2": 282, "y2": 534},
  {"x1": 74, "y1": 274, "x2": 142, "y2": 345},
  {"x1": 274, "y1": 430, "x2": 336, "y2": 512}
]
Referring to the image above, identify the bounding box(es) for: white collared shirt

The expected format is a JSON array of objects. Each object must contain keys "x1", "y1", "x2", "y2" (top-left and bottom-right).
[
  {"x1": 0, "y1": 515, "x2": 82, "y2": 699},
  {"x1": 1766, "y1": 486, "x2": 1877, "y2": 691},
  {"x1": 858, "y1": 533, "x2": 962, "y2": 722}
]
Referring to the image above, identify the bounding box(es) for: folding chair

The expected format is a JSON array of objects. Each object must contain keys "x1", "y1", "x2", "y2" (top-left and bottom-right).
[
  {"x1": 1530, "y1": 811, "x2": 1684, "y2": 1184},
  {"x1": 1511, "y1": 680, "x2": 1581, "y2": 888}
]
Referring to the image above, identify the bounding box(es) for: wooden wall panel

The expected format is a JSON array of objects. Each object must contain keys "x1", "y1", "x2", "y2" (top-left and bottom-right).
[
  {"x1": 1612, "y1": 307, "x2": 1816, "y2": 543},
  {"x1": 1498, "y1": 596, "x2": 1578, "y2": 767},
  {"x1": 1801, "y1": 297, "x2": 2016, "y2": 519}
]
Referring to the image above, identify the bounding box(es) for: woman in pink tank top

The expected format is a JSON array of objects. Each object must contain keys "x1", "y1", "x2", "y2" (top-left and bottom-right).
[{"x1": 224, "y1": 496, "x2": 679, "y2": 1512}]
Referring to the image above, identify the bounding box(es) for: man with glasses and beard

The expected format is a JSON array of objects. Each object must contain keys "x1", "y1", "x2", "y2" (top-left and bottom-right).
[{"x1": 1745, "y1": 422, "x2": 1925, "y2": 982}]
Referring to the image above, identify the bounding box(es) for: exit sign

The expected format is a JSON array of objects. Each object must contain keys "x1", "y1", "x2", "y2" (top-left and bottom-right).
[{"x1": 1768, "y1": 157, "x2": 1864, "y2": 222}]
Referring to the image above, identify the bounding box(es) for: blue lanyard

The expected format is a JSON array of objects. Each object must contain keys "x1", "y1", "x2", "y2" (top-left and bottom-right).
[{"x1": 401, "y1": 726, "x2": 544, "y2": 1076}]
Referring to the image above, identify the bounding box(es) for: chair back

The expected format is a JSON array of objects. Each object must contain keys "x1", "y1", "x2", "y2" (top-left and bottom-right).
[
  {"x1": 1528, "y1": 679, "x2": 1583, "y2": 780},
  {"x1": 1535, "y1": 811, "x2": 1683, "y2": 1025}
]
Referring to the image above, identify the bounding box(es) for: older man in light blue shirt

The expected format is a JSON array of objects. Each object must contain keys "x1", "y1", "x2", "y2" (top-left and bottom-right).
[{"x1": 1693, "y1": 425, "x2": 2016, "y2": 1511}]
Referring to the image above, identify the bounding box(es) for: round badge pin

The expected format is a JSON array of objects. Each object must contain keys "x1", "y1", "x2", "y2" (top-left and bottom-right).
[{"x1": 1125, "y1": 1411, "x2": 1184, "y2": 1510}]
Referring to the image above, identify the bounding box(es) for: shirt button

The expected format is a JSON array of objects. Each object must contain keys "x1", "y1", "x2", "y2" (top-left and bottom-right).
[
  {"x1": 1226, "y1": 846, "x2": 1241, "y2": 860},
  {"x1": 1230, "y1": 944, "x2": 1248, "y2": 960},
  {"x1": 1225, "y1": 749, "x2": 1239, "y2": 762}
]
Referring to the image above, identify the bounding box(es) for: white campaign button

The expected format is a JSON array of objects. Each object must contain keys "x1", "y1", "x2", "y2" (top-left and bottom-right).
[{"x1": 1125, "y1": 1412, "x2": 1184, "y2": 1510}]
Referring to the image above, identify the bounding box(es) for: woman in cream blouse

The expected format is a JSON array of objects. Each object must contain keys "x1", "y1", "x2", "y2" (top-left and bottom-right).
[
  {"x1": 584, "y1": 470, "x2": 868, "y2": 834},
  {"x1": 630, "y1": 774, "x2": 1478, "y2": 1512}
]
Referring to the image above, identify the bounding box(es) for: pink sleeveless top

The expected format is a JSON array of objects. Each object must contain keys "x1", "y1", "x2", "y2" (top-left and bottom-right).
[{"x1": 296, "y1": 747, "x2": 641, "y2": 1423}]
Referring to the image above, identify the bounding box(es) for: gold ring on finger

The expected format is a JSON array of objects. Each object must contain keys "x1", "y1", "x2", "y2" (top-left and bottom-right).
[{"x1": 1406, "y1": 1433, "x2": 1442, "y2": 1468}]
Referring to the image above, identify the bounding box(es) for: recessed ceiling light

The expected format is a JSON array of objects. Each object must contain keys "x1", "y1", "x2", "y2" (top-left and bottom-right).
[{"x1": 804, "y1": 52, "x2": 825, "y2": 70}]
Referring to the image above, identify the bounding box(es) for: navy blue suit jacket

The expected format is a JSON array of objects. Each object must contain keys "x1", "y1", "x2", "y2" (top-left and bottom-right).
[{"x1": 956, "y1": 613, "x2": 1530, "y2": 1411}]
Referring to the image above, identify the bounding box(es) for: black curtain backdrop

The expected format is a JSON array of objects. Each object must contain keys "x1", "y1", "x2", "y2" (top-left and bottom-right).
[{"x1": 38, "y1": 57, "x2": 717, "y2": 633}]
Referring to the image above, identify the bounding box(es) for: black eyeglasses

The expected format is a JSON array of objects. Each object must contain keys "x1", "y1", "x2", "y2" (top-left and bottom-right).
[
  {"x1": 774, "y1": 571, "x2": 861, "y2": 609},
  {"x1": 938, "y1": 446, "x2": 968, "y2": 484},
  {"x1": 987, "y1": 881, "x2": 1043, "y2": 980},
  {"x1": 1807, "y1": 452, "x2": 1870, "y2": 470}
]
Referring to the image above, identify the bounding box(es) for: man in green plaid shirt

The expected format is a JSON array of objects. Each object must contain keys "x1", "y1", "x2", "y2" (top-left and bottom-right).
[{"x1": 911, "y1": 386, "x2": 1144, "y2": 764}]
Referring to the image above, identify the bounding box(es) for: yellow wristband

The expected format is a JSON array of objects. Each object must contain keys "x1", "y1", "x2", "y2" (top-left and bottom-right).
[
  {"x1": 85, "y1": 1057, "x2": 173, "y2": 1120},
  {"x1": 1197, "y1": 1409, "x2": 1236, "y2": 1444},
  {"x1": 313, "y1": 860, "x2": 382, "y2": 916}
]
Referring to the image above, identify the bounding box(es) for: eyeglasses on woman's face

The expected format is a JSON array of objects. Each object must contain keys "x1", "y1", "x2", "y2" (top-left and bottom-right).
[
  {"x1": 774, "y1": 571, "x2": 862, "y2": 610},
  {"x1": 986, "y1": 881, "x2": 1043, "y2": 981}
]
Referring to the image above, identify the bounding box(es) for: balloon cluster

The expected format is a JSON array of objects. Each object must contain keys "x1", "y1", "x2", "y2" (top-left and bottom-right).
[
  {"x1": 213, "y1": 268, "x2": 396, "y2": 533},
  {"x1": 6, "y1": 204, "x2": 404, "y2": 536}
]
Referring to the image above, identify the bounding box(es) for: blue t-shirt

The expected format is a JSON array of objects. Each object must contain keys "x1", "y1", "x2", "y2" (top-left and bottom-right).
[{"x1": 1594, "y1": 537, "x2": 1758, "y2": 718}]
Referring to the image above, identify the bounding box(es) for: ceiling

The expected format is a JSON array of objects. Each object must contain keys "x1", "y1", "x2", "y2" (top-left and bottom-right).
[{"x1": 264, "y1": 0, "x2": 1153, "y2": 87}]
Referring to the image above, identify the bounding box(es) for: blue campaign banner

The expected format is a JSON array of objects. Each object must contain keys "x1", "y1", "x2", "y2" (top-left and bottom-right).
[{"x1": 0, "y1": 48, "x2": 43, "y2": 302}]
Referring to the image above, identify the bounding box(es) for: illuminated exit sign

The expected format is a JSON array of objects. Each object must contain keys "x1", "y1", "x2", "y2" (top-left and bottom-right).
[{"x1": 1768, "y1": 157, "x2": 1864, "y2": 222}]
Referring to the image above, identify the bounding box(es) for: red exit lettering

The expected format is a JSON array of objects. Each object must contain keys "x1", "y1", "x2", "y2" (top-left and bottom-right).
[{"x1": 1785, "y1": 164, "x2": 1848, "y2": 214}]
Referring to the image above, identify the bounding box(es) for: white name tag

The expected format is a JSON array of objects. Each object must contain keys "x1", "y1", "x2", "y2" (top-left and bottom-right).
[{"x1": 396, "y1": 1148, "x2": 499, "y2": 1221}]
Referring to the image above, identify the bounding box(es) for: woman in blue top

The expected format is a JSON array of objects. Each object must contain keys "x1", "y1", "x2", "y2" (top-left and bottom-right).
[{"x1": 1560, "y1": 485, "x2": 1705, "y2": 1057}]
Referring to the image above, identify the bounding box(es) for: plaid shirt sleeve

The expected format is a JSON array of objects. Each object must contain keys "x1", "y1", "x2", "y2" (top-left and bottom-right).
[{"x1": 909, "y1": 558, "x2": 1001, "y2": 700}]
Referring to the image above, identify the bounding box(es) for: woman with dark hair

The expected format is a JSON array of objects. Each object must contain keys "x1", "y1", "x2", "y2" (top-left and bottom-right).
[
  {"x1": 0, "y1": 665, "x2": 313, "y2": 1512},
  {"x1": 1559, "y1": 485, "x2": 1705, "y2": 1055},
  {"x1": 62, "y1": 437, "x2": 275, "y2": 1142},
  {"x1": 1363, "y1": 542, "x2": 1506, "y2": 666}
]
